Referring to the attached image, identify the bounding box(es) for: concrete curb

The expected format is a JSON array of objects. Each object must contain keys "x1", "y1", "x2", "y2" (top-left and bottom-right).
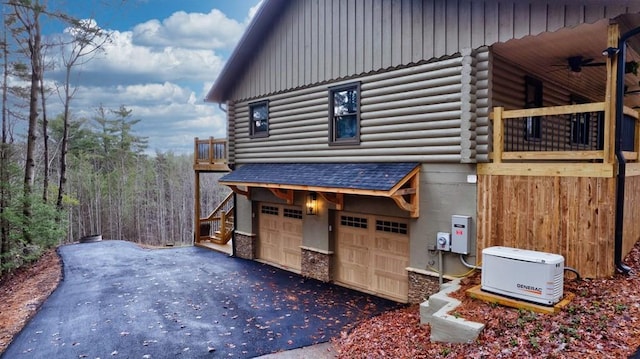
[{"x1": 419, "y1": 279, "x2": 484, "y2": 343}]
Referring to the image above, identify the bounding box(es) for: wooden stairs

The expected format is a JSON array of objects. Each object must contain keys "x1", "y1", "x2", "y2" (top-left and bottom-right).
[{"x1": 197, "y1": 192, "x2": 234, "y2": 245}]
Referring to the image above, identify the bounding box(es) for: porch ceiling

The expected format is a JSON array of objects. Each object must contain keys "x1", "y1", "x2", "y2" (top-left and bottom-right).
[{"x1": 492, "y1": 15, "x2": 640, "y2": 110}]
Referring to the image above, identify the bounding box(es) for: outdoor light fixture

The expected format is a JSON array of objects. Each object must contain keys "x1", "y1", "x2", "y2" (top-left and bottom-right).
[
  {"x1": 603, "y1": 47, "x2": 620, "y2": 58},
  {"x1": 306, "y1": 192, "x2": 318, "y2": 215}
]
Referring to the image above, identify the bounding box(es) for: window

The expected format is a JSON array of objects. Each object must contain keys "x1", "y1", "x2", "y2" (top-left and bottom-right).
[
  {"x1": 249, "y1": 101, "x2": 269, "y2": 138},
  {"x1": 570, "y1": 95, "x2": 590, "y2": 146},
  {"x1": 524, "y1": 76, "x2": 543, "y2": 141},
  {"x1": 329, "y1": 83, "x2": 360, "y2": 145}
]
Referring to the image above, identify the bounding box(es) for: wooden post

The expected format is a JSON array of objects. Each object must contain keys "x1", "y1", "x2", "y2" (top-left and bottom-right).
[
  {"x1": 493, "y1": 107, "x2": 504, "y2": 164},
  {"x1": 604, "y1": 22, "x2": 619, "y2": 166},
  {"x1": 220, "y1": 211, "x2": 227, "y2": 240},
  {"x1": 194, "y1": 171, "x2": 201, "y2": 243},
  {"x1": 194, "y1": 137, "x2": 199, "y2": 166},
  {"x1": 208, "y1": 136, "x2": 214, "y2": 165}
]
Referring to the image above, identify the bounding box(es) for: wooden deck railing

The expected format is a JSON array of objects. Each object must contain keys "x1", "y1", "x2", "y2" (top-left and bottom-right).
[
  {"x1": 198, "y1": 191, "x2": 234, "y2": 245},
  {"x1": 492, "y1": 103, "x2": 639, "y2": 163},
  {"x1": 194, "y1": 137, "x2": 228, "y2": 166}
]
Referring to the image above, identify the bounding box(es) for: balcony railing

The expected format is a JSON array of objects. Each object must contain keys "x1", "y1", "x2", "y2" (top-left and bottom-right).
[
  {"x1": 194, "y1": 137, "x2": 229, "y2": 171},
  {"x1": 491, "y1": 103, "x2": 639, "y2": 163}
]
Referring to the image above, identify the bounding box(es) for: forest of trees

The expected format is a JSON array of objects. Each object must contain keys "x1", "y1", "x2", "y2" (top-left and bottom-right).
[{"x1": 1, "y1": 1, "x2": 227, "y2": 273}]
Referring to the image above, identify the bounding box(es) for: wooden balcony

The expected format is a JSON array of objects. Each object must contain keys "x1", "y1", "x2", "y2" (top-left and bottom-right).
[
  {"x1": 480, "y1": 103, "x2": 640, "y2": 177},
  {"x1": 193, "y1": 137, "x2": 230, "y2": 172}
]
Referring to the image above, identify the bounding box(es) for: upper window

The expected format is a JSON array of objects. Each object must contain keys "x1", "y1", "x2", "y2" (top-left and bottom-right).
[
  {"x1": 524, "y1": 76, "x2": 543, "y2": 141},
  {"x1": 329, "y1": 83, "x2": 360, "y2": 145},
  {"x1": 249, "y1": 101, "x2": 269, "y2": 138}
]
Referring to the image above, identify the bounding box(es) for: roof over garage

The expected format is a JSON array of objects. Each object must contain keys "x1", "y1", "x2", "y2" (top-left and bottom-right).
[{"x1": 220, "y1": 163, "x2": 421, "y2": 217}]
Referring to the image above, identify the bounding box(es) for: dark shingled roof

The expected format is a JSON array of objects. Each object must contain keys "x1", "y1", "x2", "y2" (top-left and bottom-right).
[{"x1": 219, "y1": 163, "x2": 420, "y2": 191}]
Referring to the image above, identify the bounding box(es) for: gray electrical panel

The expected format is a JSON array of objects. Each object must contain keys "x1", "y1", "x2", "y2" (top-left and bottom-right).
[{"x1": 451, "y1": 215, "x2": 471, "y2": 254}]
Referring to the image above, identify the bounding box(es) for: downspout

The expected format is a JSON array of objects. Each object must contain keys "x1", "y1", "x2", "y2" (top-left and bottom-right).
[{"x1": 613, "y1": 26, "x2": 640, "y2": 274}]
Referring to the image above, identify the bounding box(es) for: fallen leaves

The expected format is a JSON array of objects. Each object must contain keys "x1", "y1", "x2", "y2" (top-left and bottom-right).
[{"x1": 334, "y1": 241, "x2": 640, "y2": 358}]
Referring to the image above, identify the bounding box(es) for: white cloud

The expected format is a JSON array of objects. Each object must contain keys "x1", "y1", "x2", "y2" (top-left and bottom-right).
[
  {"x1": 247, "y1": 1, "x2": 265, "y2": 22},
  {"x1": 132, "y1": 9, "x2": 245, "y2": 50},
  {"x1": 42, "y1": 3, "x2": 260, "y2": 154}
]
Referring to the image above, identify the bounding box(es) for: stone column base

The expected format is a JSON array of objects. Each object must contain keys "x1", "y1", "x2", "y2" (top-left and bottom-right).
[
  {"x1": 301, "y1": 247, "x2": 332, "y2": 282},
  {"x1": 408, "y1": 270, "x2": 441, "y2": 304},
  {"x1": 234, "y1": 232, "x2": 256, "y2": 259}
]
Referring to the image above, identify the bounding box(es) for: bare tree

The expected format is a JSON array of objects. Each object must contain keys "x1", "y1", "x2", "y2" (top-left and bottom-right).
[{"x1": 55, "y1": 18, "x2": 109, "y2": 211}]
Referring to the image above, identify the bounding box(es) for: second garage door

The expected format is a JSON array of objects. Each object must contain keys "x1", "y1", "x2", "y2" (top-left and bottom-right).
[
  {"x1": 258, "y1": 203, "x2": 303, "y2": 272},
  {"x1": 335, "y1": 212, "x2": 409, "y2": 302}
]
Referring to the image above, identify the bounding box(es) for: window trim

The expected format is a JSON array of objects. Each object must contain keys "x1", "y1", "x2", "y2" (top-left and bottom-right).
[
  {"x1": 524, "y1": 76, "x2": 543, "y2": 141},
  {"x1": 328, "y1": 82, "x2": 361, "y2": 145},
  {"x1": 570, "y1": 94, "x2": 591, "y2": 146},
  {"x1": 249, "y1": 100, "x2": 269, "y2": 138}
]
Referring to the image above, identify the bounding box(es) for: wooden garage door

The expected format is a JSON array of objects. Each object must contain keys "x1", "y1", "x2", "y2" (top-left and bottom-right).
[
  {"x1": 335, "y1": 212, "x2": 409, "y2": 302},
  {"x1": 258, "y1": 203, "x2": 302, "y2": 272}
]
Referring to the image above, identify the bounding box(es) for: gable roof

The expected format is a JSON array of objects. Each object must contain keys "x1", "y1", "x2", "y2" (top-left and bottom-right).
[{"x1": 205, "y1": 0, "x2": 287, "y2": 103}]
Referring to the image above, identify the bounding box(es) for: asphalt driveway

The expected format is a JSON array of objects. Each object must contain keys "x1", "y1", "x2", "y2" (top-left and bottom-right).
[{"x1": 2, "y1": 240, "x2": 401, "y2": 358}]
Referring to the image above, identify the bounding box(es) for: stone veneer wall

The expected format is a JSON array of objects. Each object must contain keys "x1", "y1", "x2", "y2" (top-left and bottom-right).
[
  {"x1": 408, "y1": 271, "x2": 441, "y2": 304},
  {"x1": 301, "y1": 248, "x2": 331, "y2": 282},
  {"x1": 234, "y1": 232, "x2": 256, "y2": 259}
]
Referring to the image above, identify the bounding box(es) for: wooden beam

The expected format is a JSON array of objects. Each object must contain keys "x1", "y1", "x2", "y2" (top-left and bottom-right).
[
  {"x1": 501, "y1": 150, "x2": 603, "y2": 161},
  {"x1": 501, "y1": 102, "x2": 606, "y2": 119},
  {"x1": 604, "y1": 23, "x2": 619, "y2": 165},
  {"x1": 493, "y1": 107, "x2": 503, "y2": 164},
  {"x1": 318, "y1": 192, "x2": 344, "y2": 210},
  {"x1": 269, "y1": 188, "x2": 294, "y2": 204},
  {"x1": 229, "y1": 185, "x2": 250, "y2": 198},
  {"x1": 194, "y1": 171, "x2": 200, "y2": 243},
  {"x1": 477, "y1": 163, "x2": 615, "y2": 178}
]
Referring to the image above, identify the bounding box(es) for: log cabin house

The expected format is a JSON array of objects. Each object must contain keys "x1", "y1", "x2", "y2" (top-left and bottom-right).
[{"x1": 196, "y1": 0, "x2": 640, "y2": 303}]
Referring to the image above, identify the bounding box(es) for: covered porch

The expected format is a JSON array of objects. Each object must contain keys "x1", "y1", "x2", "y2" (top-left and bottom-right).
[{"x1": 478, "y1": 18, "x2": 640, "y2": 278}]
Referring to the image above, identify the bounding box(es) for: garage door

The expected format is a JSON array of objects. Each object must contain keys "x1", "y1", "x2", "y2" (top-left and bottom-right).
[
  {"x1": 258, "y1": 203, "x2": 303, "y2": 272},
  {"x1": 335, "y1": 212, "x2": 409, "y2": 302}
]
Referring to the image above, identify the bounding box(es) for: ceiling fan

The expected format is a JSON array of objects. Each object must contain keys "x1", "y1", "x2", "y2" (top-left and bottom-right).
[
  {"x1": 566, "y1": 56, "x2": 604, "y2": 73},
  {"x1": 564, "y1": 55, "x2": 639, "y2": 75}
]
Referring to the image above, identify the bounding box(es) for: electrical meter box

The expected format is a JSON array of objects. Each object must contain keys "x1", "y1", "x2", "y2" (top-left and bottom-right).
[{"x1": 451, "y1": 215, "x2": 471, "y2": 254}]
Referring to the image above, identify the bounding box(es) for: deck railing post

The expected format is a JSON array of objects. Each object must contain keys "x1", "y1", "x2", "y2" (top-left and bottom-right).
[
  {"x1": 194, "y1": 137, "x2": 199, "y2": 165},
  {"x1": 220, "y1": 211, "x2": 227, "y2": 240},
  {"x1": 208, "y1": 136, "x2": 214, "y2": 165},
  {"x1": 493, "y1": 107, "x2": 504, "y2": 164}
]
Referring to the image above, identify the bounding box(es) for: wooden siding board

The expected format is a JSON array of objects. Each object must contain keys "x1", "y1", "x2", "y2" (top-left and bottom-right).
[
  {"x1": 546, "y1": 4, "x2": 566, "y2": 31},
  {"x1": 340, "y1": 0, "x2": 348, "y2": 77},
  {"x1": 391, "y1": 0, "x2": 403, "y2": 66},
  {"x1": 563, "y1": 4, "x2": 584, "y2": 27},
  {"x1": 470, "y1": 1, "x2": 485, "y2": 49},
  {"x1": 355, "y1": 0, "x2": 365, "y2": 74},
  {"x1": 401, "y1": 0, "x2": 413, "y2": 64},
  {"x1": 458, "y1": 0, "x2": 472, "y2": 50},
  {"x1": 445, "y1": 0, "x2": 459, "y2": 55},
  {"x1": 498, "y1": 2, "x2": 514, "y2": 42},
  {"x1": 332, "y1": 0, "x2": 340, "y2": 79},
  {"x1": 348, "y1": 0, "x2": 357, "y2": 75},
  {"x1": 512, "y1": 2, "x2": 530, "y2": 39},
  {"x1": 363, "y1": 0, "x2": 374, "y2": 71},
  {"x1": 483, "y1": 1, "x2": 499, "y2": 44},
  {"x1": 306, "y1": 0, "x2": 313, "y2": 84},
  {"x1": 529, "y1": 3, "x2": 548, "y2": 35},
  {"x1": 433, "y1": 0, "x2": 446, "y2": 57},
  {"x1": 422, "y1": 0, "x2": 435, "y2": 59},
  {"x1": 477, "y1": 175, "x2": 617, "y2": 278},
  {"x1": 381, "y1": 0, "x2": 392, "y2": 68},
  {"x1": 411, "y1": 0, "x2": 423, "y2": 63},
  {"x1": 623, "y1": 176, "x2": 640, "y2": 259}
]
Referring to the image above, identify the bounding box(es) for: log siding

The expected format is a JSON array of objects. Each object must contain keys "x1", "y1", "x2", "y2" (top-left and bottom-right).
[{"x1": 229, "y1": 55, "x2": 489, "y2": 163}]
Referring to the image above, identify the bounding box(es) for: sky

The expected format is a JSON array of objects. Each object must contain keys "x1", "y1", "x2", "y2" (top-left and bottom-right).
[{"x1": 37, "y1": 0, "x2": 263, "y2": 154}]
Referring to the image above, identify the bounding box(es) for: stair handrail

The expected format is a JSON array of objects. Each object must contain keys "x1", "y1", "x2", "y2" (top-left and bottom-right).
[{"x1": 202, "y1": 191, "x2": 234, "y2": 222}]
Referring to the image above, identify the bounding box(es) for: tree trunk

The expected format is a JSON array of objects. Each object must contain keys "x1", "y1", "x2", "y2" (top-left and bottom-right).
[{"x1": 22, "y1": 10, "x2": 42, "y2": 245}]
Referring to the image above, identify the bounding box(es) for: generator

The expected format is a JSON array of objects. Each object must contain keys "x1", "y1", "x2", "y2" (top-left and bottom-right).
[{"x1": 481, "y1": 246, "x2": 564, "y2": 306}]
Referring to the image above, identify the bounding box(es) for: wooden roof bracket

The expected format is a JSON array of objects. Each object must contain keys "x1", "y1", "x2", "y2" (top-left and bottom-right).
[
  {"x1": 229, "y1": 185, "x2": 250, "y2": 199},
  {"x1": 269, "y1": 188, "x2": 294, "y2": 204},
  {"x1": 318, "y1": 192, "x2": 344, "y2": 210},
  {"x1": 389, "y1": 168, "x2": 420, "y2": 218}
]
